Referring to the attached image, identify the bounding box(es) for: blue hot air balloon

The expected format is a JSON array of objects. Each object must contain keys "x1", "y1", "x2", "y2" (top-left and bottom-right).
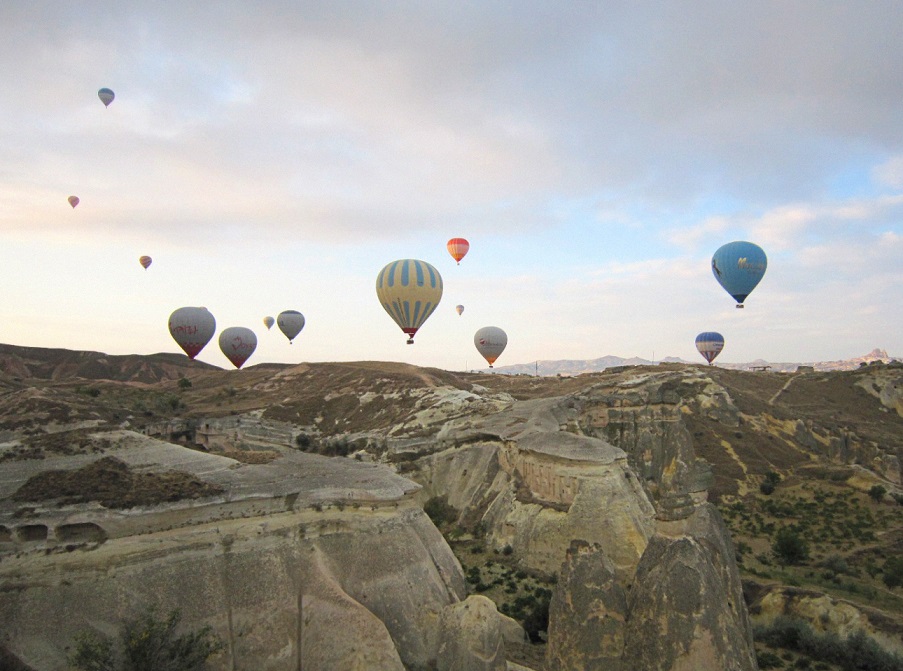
[
  {"x1": 711, "y1": 241, "x2": 767, "y2": 308},
  {"x1": 695, "y1": 332, "x2": 725, "y2": 365}
]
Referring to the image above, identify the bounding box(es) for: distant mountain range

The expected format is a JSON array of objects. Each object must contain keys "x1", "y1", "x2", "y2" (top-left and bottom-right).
[{"x1": 487, "y1": 348, "x2": 899, "y2": 376}]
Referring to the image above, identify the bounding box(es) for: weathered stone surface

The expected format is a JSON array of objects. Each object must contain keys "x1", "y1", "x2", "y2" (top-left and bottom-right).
[
  {"x1": 498, "y1": 612, "x2": 527, "y2": 646},
  {"x1": 0, "y1": 440, "x2": 468, "y2": 671},
  {"x1": 575, "y1": 372, "x2": 715, "y2": 519},
  {"x1": 301, "y1": 547, "x2": 405, "y2": 670},
  {"x1": 546, "y1": 540, "x2": 627, "y2": 671},
  {"x1": 437, "y1": 595, "x2": 507, "y2": 671},
  {"x1": 620, "y1": 503, "x2": 757, "y2": 671},
  {"x1": 416, "y1": 397, "x2": 656, "y2": 579}
]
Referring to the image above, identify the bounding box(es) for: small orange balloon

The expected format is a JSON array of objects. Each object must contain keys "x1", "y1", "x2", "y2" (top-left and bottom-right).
[{"x1": 447, "y1": 237, "x2": 470, "y2": 264}]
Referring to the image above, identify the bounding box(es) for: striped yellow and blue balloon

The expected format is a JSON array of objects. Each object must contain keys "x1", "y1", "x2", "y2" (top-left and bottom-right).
[{"x1": 376, "y1": 259, "x2": 443, "y2": 344}]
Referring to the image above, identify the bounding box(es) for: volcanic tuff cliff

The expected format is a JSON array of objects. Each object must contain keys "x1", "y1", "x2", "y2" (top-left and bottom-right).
[{"x1": 1, "y1": 349, "x2": 901, "y2": 669}]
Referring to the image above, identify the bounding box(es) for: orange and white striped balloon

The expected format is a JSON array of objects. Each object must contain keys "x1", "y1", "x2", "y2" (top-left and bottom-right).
[{"x1": 446, "y1": 238, "x2": 470, "y2": 265}]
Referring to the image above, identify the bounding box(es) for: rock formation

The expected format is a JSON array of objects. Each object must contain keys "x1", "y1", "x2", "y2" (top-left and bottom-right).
[
  {"x1": 0, "y1": 436, "x2": 486, "y2": 670},
  {"x1": 5, "y1": 351, "x2": 899, "y2": 669}
]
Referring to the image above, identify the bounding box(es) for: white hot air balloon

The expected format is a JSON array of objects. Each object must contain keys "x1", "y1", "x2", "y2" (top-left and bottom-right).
[
  {"x1": 474, "y1": 326, "x2": 507, "y2": 368},
  {"x1": 219, "y1": 326, "x2": 257, "y2": 369},
  {"x1": 168, "y1": 307, "x2": 216, "y2": 359},
  {"x1": 277, "y1": 310, "x2": 305, "y2": 343}
]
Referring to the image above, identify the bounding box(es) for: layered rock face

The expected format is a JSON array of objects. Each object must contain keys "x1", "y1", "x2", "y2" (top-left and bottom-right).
[
  {"x1": 416, "y1": 397, "x2": 657, "y2": 579},
  {"x1": 0, "y1": 436, "x2": 506, "y2": 671},
  {"x1": 410, "y1": 375, "x2": 758, "y2": 671},
  {"x1": 0, "y1": 361, "x2": 768, "y2": 671}
]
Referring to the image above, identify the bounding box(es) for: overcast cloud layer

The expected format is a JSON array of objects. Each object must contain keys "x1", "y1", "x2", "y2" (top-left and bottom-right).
[{"x1": 1, "y1": 2, "x2": 901, "y2": 370}]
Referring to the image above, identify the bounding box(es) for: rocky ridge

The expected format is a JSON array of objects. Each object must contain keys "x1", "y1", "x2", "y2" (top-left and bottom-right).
[{"x1": 1, "y1": 348, "x2": 901, "y2": 669}]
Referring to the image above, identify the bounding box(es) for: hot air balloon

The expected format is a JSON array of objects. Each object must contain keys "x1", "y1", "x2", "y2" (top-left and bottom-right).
[
  {"x1": 711, "y1": 241, "x2": 767, "y2": 308},
  {"x1": 695, "y1": 332, "x2": 725, "y2": 365},
  {"x1": 376, "y1": 259, "x2": 443, "y2": 344},
  {"x1": 68, "y1": 196, "x2": 79, "y2": 208},
  {"x1": 474, "y1": 326, "x2": 507, "y2": 368},
  {"x1": 139, "y1": 255, "x2": 152, "y2": 270},
  {"x1": 447, "y1": 238, "x2": 470, "y2": 265},
  {"x1": 263, "y1": 316, "x2": 275, "y2": 330},
  {"x1": 219, "y1": 327, "x2": 257, "y2": 369},
  {"x1": 168, "y1": 307, "x2": 216, "y2": 360},
  {"x1": 277, "y1": 310, "x2": 305, "y2": 343},
  {"x1": 456, "y1": 304, "x2": 464, "y2": 316},
  {"x1": 98, "y1": 88, "x2": 115, "y2": 107}
]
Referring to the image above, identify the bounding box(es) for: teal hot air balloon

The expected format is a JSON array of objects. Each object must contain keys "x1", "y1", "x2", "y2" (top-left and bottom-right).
[
  {"x1": 711, "y1": 241, "x2": 767, "y2": 308},
  {"x1": 695, "y1": 332, "x2": 725, "y2": 365}
]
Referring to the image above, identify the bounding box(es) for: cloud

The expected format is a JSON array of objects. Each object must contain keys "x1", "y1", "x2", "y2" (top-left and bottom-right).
[{"x1": 873, "y1": 155, "x2": 903, "y2": 189}]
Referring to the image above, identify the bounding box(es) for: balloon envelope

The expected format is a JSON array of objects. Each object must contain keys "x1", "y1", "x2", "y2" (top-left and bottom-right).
[
  {"x1": 695, "y1": 332, "x2": 725, "y2": 364},
  {"x1": 711, "y1": 241, "x2": 767, "y2": 307},
  {"x1": 98, "y1": 88, "x2": 115, "y2": 107},
  {"x1": 277, "y1": 310, "x2": 305, "y2": 343},
  {"x1": 68, "y1": 196, "x2": 79, "y2": 208},
  {"x1": 456, "y1": 304, "x2": 464, "y2": 316},
  {"x1": 474, "y1": 326, "x2": 507, "y2": 367},
  {"x1": 139, "y1": 255, "x2": 152, "y2": 270},
  {"x1": 376, "y1": 259, "x2": 443, "y2": 344},
  {"x1": 168, "y1": 307, "x2": 216, "y2": 360},
  {"x1": 263, "y1": 316, "x2": 275, "y2": 330},
  {"x1": 447, "y1": 238, "x2": 470, "y2": 264},
  {"x1": 219, "y1": 327, "x2": 257, "y2": 369}
]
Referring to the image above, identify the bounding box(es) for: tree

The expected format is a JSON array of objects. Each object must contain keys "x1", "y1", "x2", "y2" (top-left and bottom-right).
[
  {"x1": 69, "y1": 608, "x2": 223, "y2": 671},
  {"x1": 773, "y1": 526, "x2": 809, "y2": 566},
  {"x1": 882, "y1": 556, "x2": 903, "y2": 589},
  {"x1": 868, "y1": 484, "x2": 887, "y2": 503},
  {"x1": 760, "y1": 471, "x2": 781, "y2": 495}
]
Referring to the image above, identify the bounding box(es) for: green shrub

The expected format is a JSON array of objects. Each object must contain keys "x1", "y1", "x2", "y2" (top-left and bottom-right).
[
  {"x1": 868, "y1": 485, "x2": 887, "y2": 503},
  {"x1": 69, "y1": 608, "x2": 223, "y2": 671},
  {"x1": 757, "y1": 649, "x2": 784, "y2": 668},
  {"x1": 773, "y1": 527, "x2": 810, "y2": 566},
  {"x1": 754, "y1": 616, "x2": 903, "y2": 671},
  {"x1": 881, "y1": 556, "x2": 903, "y2": 589},
  {"x1": 423, "y1": 496, "x2": 459, "y2": 527}
]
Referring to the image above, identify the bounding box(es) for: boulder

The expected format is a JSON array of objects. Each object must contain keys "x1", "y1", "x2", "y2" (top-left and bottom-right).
[{"x1": 436, "y1": 595, "x2": 506, "y2": 671}]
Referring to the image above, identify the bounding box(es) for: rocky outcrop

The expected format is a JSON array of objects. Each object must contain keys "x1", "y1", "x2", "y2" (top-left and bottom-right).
[
  {"x1": 574, "y1": 373, "x2": 715, "y2": 520},
  {"x1": 415, "y1": 397, "x2": 657, "y2": 579},
  {"x1": 0, "y1": 435, "x2": 498, "y2": 671},
  {"x1": 545, "y1": 505, "x2": 757, "y2": 671},
  {"x1": 546, "y1": 541, "x2": 627, "y2": 670},
  {"x1": 437, "y1": 595, "x2": 507, "y2": 671},
  {"x1": 619, "y1": 503, "x2": 757, "y2": 671},
  {"x1": 748, "y1": 583, "x2": 903, "y2": 657}
]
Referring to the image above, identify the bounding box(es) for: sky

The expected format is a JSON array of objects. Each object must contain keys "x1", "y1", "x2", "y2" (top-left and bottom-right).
[{"x1": 1, "y1": 2, "x2": 902, "y2": 372}]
